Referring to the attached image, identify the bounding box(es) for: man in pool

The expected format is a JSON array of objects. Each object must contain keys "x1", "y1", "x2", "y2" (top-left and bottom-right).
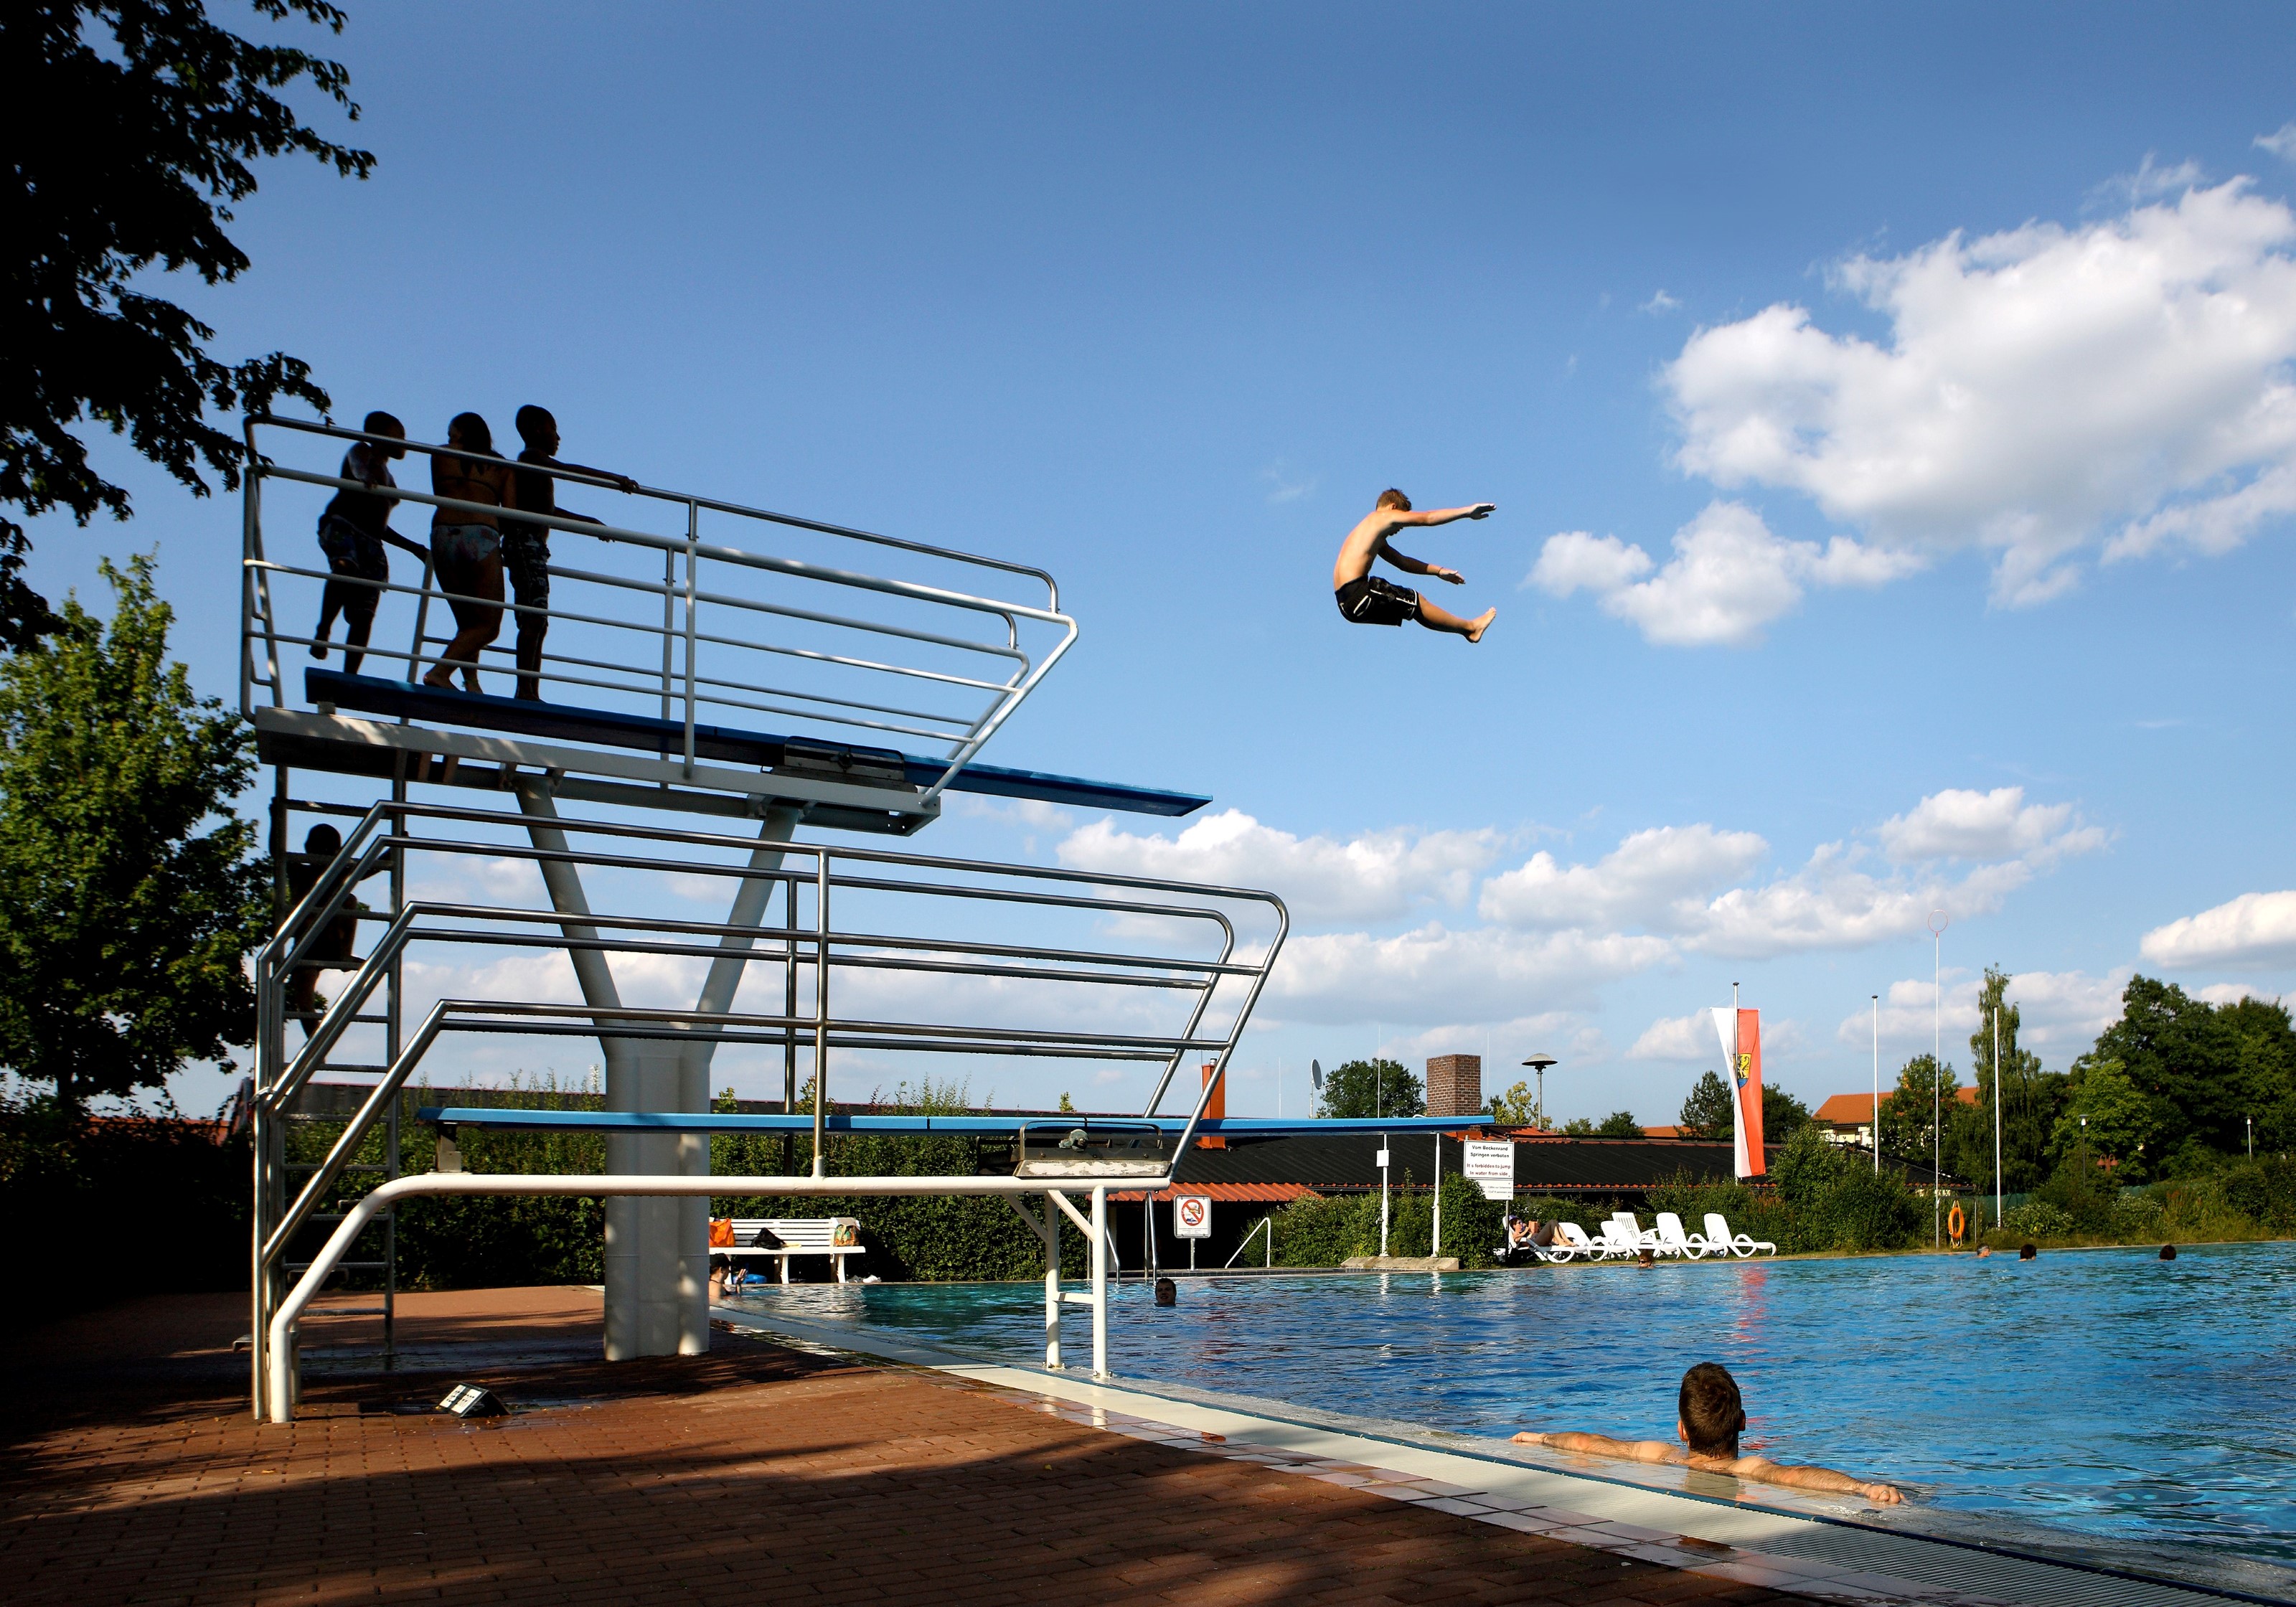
[
  {"x1": 1332, "y1": 489, "x2": 1497, "y2": 641},
  {"x1": 1514, "y1": 1361, "x2": 1902, "y2": 1505}
]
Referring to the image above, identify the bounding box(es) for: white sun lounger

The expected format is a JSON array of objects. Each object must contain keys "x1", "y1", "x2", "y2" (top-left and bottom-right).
[
  {"x1": 1612, "y1": 1210, "x2": 1679, "y2": 1257},
  {"x1": 1598, "y1": 1216, "x2": 1652, "y2": 1258},
  {"x1": 1553, "y1": 1222, "x2": 1603, "y2": 1260},
  {"x1": 1703, "y1": 1212, "x2": 1777, "y2": 1257},
  {"x1": 1654, "y1": 1211, "x2": 1713, "y2": 1259}
]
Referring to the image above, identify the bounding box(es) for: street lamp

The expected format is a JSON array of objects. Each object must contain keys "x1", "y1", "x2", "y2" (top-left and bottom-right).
[{"x1": 1521, "y1": 1053, "x2": 1558, "y2": 1131}]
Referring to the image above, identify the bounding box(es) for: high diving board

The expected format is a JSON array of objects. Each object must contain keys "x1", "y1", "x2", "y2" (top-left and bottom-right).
[
  {"x1": 418, "y1": 1107, "x2": 1483, "y2": 1136},
  {"x1": 260, "y1": 669, "x2": 1210, "y2": 831}
]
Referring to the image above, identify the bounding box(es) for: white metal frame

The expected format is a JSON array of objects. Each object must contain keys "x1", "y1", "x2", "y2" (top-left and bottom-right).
[
  {"x1": 252, "y1": 798, "x2": 1285, "y2": 1419},
  {"x1": 240, "y1": 415, "x2": 1080, "y2": 823}
]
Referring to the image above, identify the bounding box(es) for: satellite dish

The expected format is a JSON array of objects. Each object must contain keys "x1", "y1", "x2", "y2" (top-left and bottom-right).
[{"x1": 1311, "y1": 1059, "x2": 1323, "y2": 1090}]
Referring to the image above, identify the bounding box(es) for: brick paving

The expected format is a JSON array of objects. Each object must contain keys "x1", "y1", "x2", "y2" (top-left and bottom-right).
[{"x1": 0, "y1": 1288, "x2": 1817, "y2": 1606}]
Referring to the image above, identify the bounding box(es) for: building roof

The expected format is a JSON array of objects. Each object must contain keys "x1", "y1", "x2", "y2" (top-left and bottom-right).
[
  {"x1": 1815, "y1": 1088, "x2": 1977, "y2": 1126},
  {"x1": 1108, "y1": 1182, "x2": 1318, "y2": 1204}
]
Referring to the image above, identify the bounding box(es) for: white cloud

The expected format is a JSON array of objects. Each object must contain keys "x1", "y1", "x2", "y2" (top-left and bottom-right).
[
  {"x1": 1058, "y1": 809, "x2": 1502, "y2": 924},
  {"x1": 1526, "y1": 502, "x2": 1922, "y2": 647},
  {"x1": 2198, "y1": 982, "x2": 2285, "y2": 1007},
  {"x1": 1876, "y1": 786, "x2": 2090, "y2": 862},
  {"x1": 2257, "y1": 123, "x2": 2296, "y2": 163},
  {"x1": 2140, "y1": 890, "x2": 2296, "y2": 969},
  {"x1": 2089, "y1": 154, "x2": 2207, "y2": 208},
  {"x1": 1479, "y1": 789, "x2": 2100, "y2": 961},
  {"x1": 1261, "y1": 462, "x2": 1317, "y2": 505},
  {"x1": 1641, "y1": 289, "x2": 1682, "y2": 314},
  {"x1": 1835, "y1": 967, "x2": 2130, "y2": 1059},
  {"x1": 1260, "y1": 925, "x2": 1672, "y2": 1026},
  {"x1": 1479, "y1": 823, "x2": 1767, "y2": 930},
  {"x1": 1628, "y1": 1012, "x2": 1720, "y2": 1062},
  {"x1": 1665, "y1": 179, "x2": 2296, "y2": 605}
]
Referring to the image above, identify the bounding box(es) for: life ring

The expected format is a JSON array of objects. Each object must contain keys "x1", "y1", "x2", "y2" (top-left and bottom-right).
[{"x1": 1947, "y1": 1203, "x2": 1966, "y2": 1243}]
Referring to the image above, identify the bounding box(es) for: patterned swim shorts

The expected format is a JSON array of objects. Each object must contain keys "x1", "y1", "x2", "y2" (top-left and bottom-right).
[{"x1": 501, "y1": 527, "x2": 550, "y2": 610}]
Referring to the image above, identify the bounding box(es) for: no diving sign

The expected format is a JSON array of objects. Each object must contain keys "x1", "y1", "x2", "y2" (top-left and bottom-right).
[{"x1": 1172, "y1": 1195, "x2": 1212, "y2": 1238}]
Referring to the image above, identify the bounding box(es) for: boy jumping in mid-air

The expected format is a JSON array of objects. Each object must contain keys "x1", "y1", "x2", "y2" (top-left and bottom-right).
[{"x1": 1332, "y1": 488, "x2": 1497, "y2": 641}]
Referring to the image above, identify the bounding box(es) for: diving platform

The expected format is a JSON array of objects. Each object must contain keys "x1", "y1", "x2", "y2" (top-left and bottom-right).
[
  {"x1": 241, "y1": 414, "x2": 1202, "y2": 833},
  {"x1": 419, "y1": 1107, "x2": 1482, "y2": 1138}
]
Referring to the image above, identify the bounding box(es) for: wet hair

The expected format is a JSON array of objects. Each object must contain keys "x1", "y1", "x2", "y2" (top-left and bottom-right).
[
  {"x1": 448, "y1": 412, "x2": 494, "y2": 453},
  {"x1": 2018, "y1": 1242, "x2": 2037, "y2": 1260},
  {"x1": 362, "y1": 410, "x2": 405, "y2": 438},
  {"x1": 1376, "y1": 488, "x2": 1412, "y2": 511},
  {"x1": 2160, "y1": 1243, "x2": 2177, "y2": 1260},
  {"x1": 1678, "y1": 1362, "x2": 1745, "y2": 1458},
  {"x1": 303, "y1": 823, "x2": 342, "y2": 856},
  {"x1": 515, "y1": 404, "x2": 555, "y2": 446}
]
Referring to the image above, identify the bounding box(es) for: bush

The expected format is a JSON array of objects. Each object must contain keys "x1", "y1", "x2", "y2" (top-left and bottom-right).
[
  {"x1": 1271, "y1": 1192, "x2": 1379, "y2": 1266},
  {"x1": 2001, "y1": 1199, "x2": 2075, "y2": 1240},
  {"x1": 2221, "y1": 1156, "x2": 2296, "y2": 1235},
  {"x1": 1824, "y1": 1166, "x2": 1926, "y2": 1251},
  {"x1": 2033, "y1": 1148, "x2": 2121, "y2": 1234}
]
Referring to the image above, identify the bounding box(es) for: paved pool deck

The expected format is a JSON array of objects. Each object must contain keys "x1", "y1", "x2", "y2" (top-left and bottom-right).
[{"x1": 0, "y1": 1286, "x2": 2264, "y2": 1607}]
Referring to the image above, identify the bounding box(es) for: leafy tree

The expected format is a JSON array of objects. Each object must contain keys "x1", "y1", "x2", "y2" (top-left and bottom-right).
[
  {"x1": 1561, "y1": 1115, "x2": 1595, "y2": 1136},
  {"x1": 0, "y1": 557, "x2": 265, "y2": 1103},
  {"x1": 2051, "y1": 1057, "x2": 2163, "y2": 1181},
  {"x1": 3, "y1": 1, "x2": 375, "y2": 647},
  {"x1": 1878, "y1": 1054, "x2": 1959, "y2": 1167},
  {"x1": 1679, "y1": 1070, "x2": 1733, "y2": 1139},
  {"x1": 1486, "y1": 1078, "x2": 1538, "y2": 1126},
  {"x1": 1314, "y1": 1057, "x2": 1423, "y2": 1120},
  {"x1": 2087, "y1": 976, "x2": 2246, "y2": 1160},
  {"x1": 1057, "y1": 1090, "x2": 1075, "y2": 1113},
  {"x1": 1961, "y1": 965, "x2": 2059, "y2": 1191},
  {"x1": 1595, "y1": 1109, "x2": 1641, "y2": 1137},
  {"x1": 1771, "y1": 1119, "x2": 1845, "y2": 1212},
  {"x1": 1760, "y1": 1084, "x2": 1810, "y2": 1137}
]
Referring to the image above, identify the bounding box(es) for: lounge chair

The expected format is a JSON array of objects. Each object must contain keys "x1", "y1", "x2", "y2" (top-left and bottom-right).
[
  {"x1": 1612, "y1": 1210, "x2": 1675, "y2": 1256},
  {"x1": 1553, "y1": 1222, "x2": 1602, "y2": 1260},
  {"x1": 1654, "y1": 1211, "x2": 1711, "y2": 1260},
  {"x1": 1596, "y1": 1217, "x2": 1649, "y2": 1258},
  {"x1": 1703, "y1": 1212, "x2": 1777, "y2": 1257}
]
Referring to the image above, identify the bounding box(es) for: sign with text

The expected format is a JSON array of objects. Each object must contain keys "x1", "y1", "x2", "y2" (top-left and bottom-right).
[
  {"x1": 1172, "y1": 1195, "x2": 1212, "y2": 1238},
  {"x1": 1461, "y1": 1139, "x2": 1515, "y2": 1202}
]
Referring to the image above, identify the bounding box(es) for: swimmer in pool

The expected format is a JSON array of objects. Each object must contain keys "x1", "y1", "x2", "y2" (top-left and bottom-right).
[
  {"x1": 1514, "y1": 1361, "x2": 1902, "y2": 1505},
  {"x1": 1331, "y1": 489, "x2": 1497, "y2": 641}
]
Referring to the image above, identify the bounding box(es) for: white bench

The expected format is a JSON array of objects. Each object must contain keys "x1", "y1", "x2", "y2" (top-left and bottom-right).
[{"x1": 714, "y1": 1217, "x2": 864, "y2": 1283}]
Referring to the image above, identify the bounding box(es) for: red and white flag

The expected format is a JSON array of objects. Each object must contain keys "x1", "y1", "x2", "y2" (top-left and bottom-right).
[{"x1": 1708, "y1": 1006, "x2": 1766, "y2": 1179}]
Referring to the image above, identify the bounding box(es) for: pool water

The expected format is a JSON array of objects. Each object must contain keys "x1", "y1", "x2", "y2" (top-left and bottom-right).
[{"x1": 727, "y1": 1240, "x2": 2296, "y2": 1587}]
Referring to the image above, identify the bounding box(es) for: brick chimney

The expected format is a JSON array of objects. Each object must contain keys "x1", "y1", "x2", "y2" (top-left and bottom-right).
[{"x1": 1426, "y1": 1054, "x2": 1482, "y2": 1119}]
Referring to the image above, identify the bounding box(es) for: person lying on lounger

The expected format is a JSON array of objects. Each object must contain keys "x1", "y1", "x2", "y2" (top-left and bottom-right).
[
  {"x1": 1502, "y1": 1214, "x2": 1558, "y2": 1261},
  {"x1": 1512, "y1": 1362, "x2": 1901, "y2": 1504}
]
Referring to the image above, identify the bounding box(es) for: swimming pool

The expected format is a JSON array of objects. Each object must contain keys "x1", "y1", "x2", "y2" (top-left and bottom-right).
[{"x1": 726, "y1": 1241, "x2": 2296, "y2": 1596}]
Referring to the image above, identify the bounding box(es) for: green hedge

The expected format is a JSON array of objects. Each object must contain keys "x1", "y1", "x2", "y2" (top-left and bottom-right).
[{"x1": 1269, "y1": 1173, "x2": 1507, "y2": 1268}]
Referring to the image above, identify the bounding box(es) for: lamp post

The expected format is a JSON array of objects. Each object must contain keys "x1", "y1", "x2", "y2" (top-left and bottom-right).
[
  {"x1": 1871, "y1": 994, "x2": 1880, "y2": 1174},
  {"x1": 1992, "y1": 1007, "x2": 2003, "y2": 1238},
  {"x1": 1928, "y1": 910, "x2": 1949, "y2": 1247},
  {"x1": 1521, "y1": 1053, "x2": 1558, "y2": 1132}
]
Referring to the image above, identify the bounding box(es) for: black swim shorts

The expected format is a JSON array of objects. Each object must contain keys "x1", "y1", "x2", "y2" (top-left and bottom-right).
[{"x1": 1335, "y1": 574, "x2": 1421, "y2": 626}]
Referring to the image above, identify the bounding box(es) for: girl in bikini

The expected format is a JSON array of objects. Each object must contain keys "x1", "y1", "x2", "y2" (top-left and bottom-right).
[{"x1": 425, "y1": 412, "x2": 518, "y2": 692}]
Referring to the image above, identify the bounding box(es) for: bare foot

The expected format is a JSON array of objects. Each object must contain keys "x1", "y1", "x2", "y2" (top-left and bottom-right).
[
  {"x1": 421, "y1": 671, "x2": 454, "y2": 690},
  {"x1": 310, "y1": 638, "x2": 329, "y2": 660},
  {"x1": 1466, "y1": 608, "x2": 1497, "y2": 643}
]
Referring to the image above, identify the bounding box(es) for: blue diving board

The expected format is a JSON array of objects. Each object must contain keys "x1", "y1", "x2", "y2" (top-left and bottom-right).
[
  {"x1": 304, "y1": 669, "x2": 1209, "y2": 818},
  {"x1": 418, "y1": 1106, "x2": 1486, "y2": 1136}
]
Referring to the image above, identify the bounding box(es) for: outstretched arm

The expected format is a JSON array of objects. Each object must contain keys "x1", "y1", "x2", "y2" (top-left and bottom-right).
[
  {"x1": 1374, "y1": 538, "x2": 1464, "y2": 585},
  {"x1": 552, "y1": 458, "x2": 641, "y2": 494},
  {"x1": 1724, "y1": 1456, "x2": 1901, "y2": 1504},
  {"x1": 1512, "y1": 1431, "x2": 1680, "y2": 1465},
  {"x1": 1394, "y1": 502, "x2": 1495, "y2": 527}
]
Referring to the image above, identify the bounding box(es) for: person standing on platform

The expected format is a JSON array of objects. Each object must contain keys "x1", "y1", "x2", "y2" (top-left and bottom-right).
[
  {"x1": 424, "y1": 413, "x2": 516, "y2": 693},
  {"x1": 310, "y1": 413, "x2": 425, "y2": 675},
  {"x1": 505, "y1": 406, "x2": 639, "y2": 701}
]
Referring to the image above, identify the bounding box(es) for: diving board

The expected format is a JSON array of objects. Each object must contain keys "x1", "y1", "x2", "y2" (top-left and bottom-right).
[
  {"x1": 303, "y1": 669, "x2": 1208, "y2": 818},
  {"x1": 419, "y1": 1107, "x2": 1485, "y2": 1136}
]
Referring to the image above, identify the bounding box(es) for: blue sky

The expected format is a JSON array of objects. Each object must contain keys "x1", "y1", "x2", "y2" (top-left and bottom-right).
[{"x1": 30, "y1": 3, "x2": 2296, "y2": 1122}]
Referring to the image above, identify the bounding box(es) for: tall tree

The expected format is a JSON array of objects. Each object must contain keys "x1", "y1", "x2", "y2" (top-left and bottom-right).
[
  {"x1": 2049, "y1": 1057, "x2": 2162, "y2": 1180},
  {"x1": 1678, "y1": 1070, "x2": 1733, "y2": 1139},
  {"x1": 1486, "y1": 1079, "x2": 1538, "y2": 1126},
  {"x1": 0, "y1": 556, "x2": 267, "y2": 1104},
  {"x1": 1314, "y1": 1057, "x2": 1423, "y2": 1120},
  {"x1": 2088, "y1": 976, "x2": 2246, "y2": 1164},
  {"x1": 1878, "y1": 1054, "x2": 1959, "y2": 1168},
  {"x1": 1963, "y1": 966, "x2": 2056, "y2": 1190},
  {"x1": 3, "y1": 1, "x2": 375, "y2": 647}
]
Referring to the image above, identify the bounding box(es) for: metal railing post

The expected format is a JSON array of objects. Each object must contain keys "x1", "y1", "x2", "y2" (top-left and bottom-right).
[
  {"x1": 1091, "y1": 1185, "x2": 1109, "y2": 1378},
  {"x1": 811, "y1": 849, "x2": 829, "y2": 1179},
  {"x1": 682, "y1": 500, "x2": 700, "y2": 777},
  {"x1": 1044, "y1": 1192, "x2": 1063, "y2": 1369}
]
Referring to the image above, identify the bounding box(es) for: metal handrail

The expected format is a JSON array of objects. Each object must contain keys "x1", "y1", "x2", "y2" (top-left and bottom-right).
[{"x1": 241, "y1": 415, "x2": 1079, "y2": 805}]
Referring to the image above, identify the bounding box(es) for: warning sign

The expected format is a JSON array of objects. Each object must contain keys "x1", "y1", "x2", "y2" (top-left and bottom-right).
[
  {"x1": 1462, "y1": 1139, "x2": 1515, "y2": 1202},
  {"x1": 1172, "y1": 1195, "x2": 1212, "y2": 1239}
]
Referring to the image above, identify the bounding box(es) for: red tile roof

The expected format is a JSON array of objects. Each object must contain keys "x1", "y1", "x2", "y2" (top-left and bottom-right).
[
  {"x1": 1107, "y1": 1182, "x2": 1319, "y2": 1204},
  {"x1": 1817, "y1": 1087, "x2": 1976, "y2": 1126}
]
